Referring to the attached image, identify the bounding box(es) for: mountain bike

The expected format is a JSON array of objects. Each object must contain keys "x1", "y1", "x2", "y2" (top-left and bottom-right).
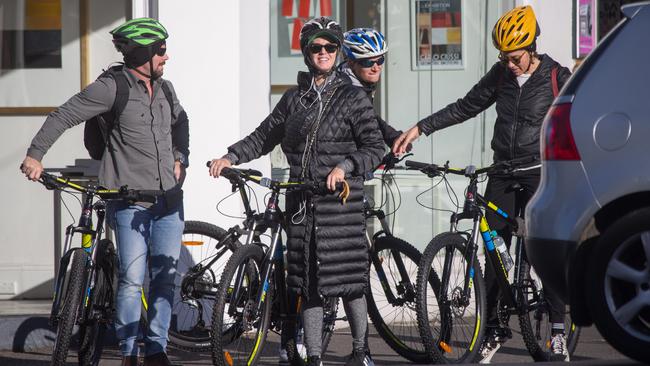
[
  {"x1": 32, "y1": 171, "x2": 234, "y2": 364},
  {"x1": 364, "y1": 153, "x2": 439, "y2": 364},
  {"x1": 32, "y1": 171, "x2": 158, "y2": 365},
  {"x1": 409, "y1": 157, "x2": 580, "y2": 363},
  {"x1": 209, "y1": 167, "x2": 341, "y2": 366}
]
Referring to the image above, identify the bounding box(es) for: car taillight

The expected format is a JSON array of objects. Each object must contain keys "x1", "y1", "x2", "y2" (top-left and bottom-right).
[{"x1": 542, "y1": 103, "x2": 581, "y2": 161}]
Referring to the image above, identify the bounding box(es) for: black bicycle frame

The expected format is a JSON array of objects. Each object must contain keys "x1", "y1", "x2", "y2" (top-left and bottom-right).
[
  {"x1": 51, "y1": 191, "x2": 105, "y2": 325},
  {"x1": 446, "y1": 175, "x2": 523, "y2": 310}
]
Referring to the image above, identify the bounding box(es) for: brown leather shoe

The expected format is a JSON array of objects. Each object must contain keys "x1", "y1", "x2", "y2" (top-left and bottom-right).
[
  {"x1": 143, "y1": 352, "x2": 173, "y2": 366},
  {"x1": 121, "y1": 355, "x2": 139, "y2": 366}
]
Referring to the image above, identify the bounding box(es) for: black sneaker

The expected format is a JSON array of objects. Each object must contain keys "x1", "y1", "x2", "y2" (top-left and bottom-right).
[
  {"x1": 306, "y1": 356, "x2": 323, "y2": 366},
  {"x1": 344, "y1": 348, "x2": 374, "y2": 366},
  {"x1": 478, "y1": 327, "x2": 511, "y2": 364}
]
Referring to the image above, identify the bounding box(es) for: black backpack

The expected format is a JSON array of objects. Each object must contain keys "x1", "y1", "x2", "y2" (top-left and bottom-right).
[{"x1": 83, "y1": 65, "x2": 175, "y2": 160}]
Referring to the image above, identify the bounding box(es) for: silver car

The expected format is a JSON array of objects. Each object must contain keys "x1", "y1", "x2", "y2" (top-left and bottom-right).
[{"x1": 525, "y1": 2, "x2": 650, "y2": 363}]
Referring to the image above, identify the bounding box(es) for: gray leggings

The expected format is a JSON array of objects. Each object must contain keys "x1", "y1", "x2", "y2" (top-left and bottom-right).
[
  {"x1": 302, "y1": 234, "x2": 368, "y2": 356},
  {"x1": 302, "y1": 293, "x2": 368, "y2": 357}
]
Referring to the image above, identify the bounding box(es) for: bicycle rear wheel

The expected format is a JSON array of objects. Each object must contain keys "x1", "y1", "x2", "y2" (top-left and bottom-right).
[
  {"x1": 517, "y1": 257, "x2": 580, "y2": 361},
  {"x1": 52, "y1": 248, "x2": 88, "y2": 366},
  {"x1": 416, "y1": 232, "x2": 485, "y2": 364},
  {"x1": 211, "y1": 244, "x2": 270, "y2": 366},
  {"x1": 78, "y1": 240, "x2": 116, "y2": 366},
  {"x1": 367, "y1": 235, "x2": 433, "y2": 363},
  {"x1": 170, "y1": 220, "x2": 238, "y2": 350}
]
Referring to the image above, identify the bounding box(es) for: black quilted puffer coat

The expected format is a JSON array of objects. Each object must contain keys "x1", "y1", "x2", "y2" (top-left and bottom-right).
[
  {"x1": 227, "y1": 71, "x2": 384, "y2": 299},
  {"x1": 417, "y1": 54, "x2": 571, "y2": 162}
]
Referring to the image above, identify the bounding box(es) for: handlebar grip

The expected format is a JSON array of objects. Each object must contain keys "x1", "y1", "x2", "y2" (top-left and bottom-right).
[{"x1": 405, "y1": 160, "x2": 432, "y2": 170}]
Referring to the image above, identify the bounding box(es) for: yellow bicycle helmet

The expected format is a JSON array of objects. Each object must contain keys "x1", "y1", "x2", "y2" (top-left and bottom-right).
[{"x1": 492, "y1": 6, "x2": 540, "y2": 52}]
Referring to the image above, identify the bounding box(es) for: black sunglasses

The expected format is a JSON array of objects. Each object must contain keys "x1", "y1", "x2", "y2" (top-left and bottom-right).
[
  {"x1": 308, "y1": 43, "x2": 338, "y2": 54},
  {"x1": 155, "y1": 47, "x2": 167, "y2": 56},
  {"x1": 498, "y1": 52, "x2": 526, "y2": 66},
  {"x1": 356, "y1": 56, "x2": 385, "y2": 68}
]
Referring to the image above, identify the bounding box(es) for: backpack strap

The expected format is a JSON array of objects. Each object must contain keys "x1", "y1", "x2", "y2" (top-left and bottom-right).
[
  {"x1": 551, "y1": 66, "x2": 559, "y2": 98},
  {"x1": 102, "y1": 66, "x2": 130, "y2": 147},
  {"x1": 161, "y1": 81, "x2": 177, "y2": 120}
]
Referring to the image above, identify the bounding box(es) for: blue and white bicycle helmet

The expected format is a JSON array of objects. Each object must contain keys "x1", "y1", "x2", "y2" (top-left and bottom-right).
[{"x1": 343, "y1": 28, "x2": 388, "y2": 60}]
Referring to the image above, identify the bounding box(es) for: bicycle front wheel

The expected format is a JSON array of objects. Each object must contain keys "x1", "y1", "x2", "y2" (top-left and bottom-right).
[
  {"x1": 517, "y1": 257, "x2": 580, "y2": 361},
  {"x1": 367, "y1": 235, "x2": 433, "y2": 363},
  {"x1": 416, "y1": 232, "x2": 485, "y2": 364},
  {"x1": 78, "y1": 240, "x2": 116, "y2": 366},
  {"x1": 52, "y1": 248, "x2": 88, "y2": 366},
  {"x1": 211, "y1": 244, "x2": 270, "y2": 366},
  {"x1": 170, "y1": 220, "x2": 239, "y2": 351}
]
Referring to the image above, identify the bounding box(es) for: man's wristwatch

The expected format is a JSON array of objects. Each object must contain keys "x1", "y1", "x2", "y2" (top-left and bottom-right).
[{"x1": 175, "y1": 154, "x2": 188, "y2": 167}]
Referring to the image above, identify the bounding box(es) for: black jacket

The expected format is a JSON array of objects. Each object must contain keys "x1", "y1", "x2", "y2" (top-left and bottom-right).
[
  {"x1": 227, "y1": 71, "x2": 384, "y2": 298},
  {"x1": 417, "y1": 54, "x2": 571, "y2": 162}
]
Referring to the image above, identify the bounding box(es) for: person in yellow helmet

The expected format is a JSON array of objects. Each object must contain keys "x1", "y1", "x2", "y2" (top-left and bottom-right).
[{"x1": 393, "y1": 6, "x2": 572, "y2": 363}]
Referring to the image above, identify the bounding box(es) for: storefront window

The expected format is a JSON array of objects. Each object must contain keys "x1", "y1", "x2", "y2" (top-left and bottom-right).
[{"x1": 413, "y1": 0, "x2": 463, "y2": 70}]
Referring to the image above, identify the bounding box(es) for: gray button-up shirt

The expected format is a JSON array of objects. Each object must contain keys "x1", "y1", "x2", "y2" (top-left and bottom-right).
[{"x1": 27, "y1": 67, "x2": 188, "y2": 191}]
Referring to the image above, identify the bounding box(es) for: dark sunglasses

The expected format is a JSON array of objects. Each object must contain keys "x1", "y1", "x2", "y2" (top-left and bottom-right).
[
  {"x1": 155, "y1": 47, "x2": 167, "y2": 56},
  {"x1": 308, "y1": 43, "x2": 338, "y2": 54},
  {"x1": 498, "y1": 52, "x2": 526, "y2": 66},
  {"x1": 357, "y1": 56, "x2": 385, "y2": 68}
]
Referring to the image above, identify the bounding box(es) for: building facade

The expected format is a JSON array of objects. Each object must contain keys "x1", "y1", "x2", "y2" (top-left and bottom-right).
[{"x1": 0, "y1": 0, "x2": 612, "y2": 298}]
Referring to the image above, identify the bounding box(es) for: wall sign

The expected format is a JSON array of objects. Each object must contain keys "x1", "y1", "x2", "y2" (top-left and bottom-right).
[{"x1": 412, "y1": 0, "x2": 463, "y2": 70}]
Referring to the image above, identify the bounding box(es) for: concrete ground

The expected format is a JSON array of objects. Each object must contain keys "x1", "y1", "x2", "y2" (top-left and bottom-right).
[{"x1": 0, "y1": 299, "x2": 641, "y2": 365}]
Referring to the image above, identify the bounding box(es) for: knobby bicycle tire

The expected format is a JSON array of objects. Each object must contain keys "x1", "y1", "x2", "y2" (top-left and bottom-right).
[
  {"x1": 78, "y1": 239, "x2": 117, "y2": 366},
  {"x1": 52, "y1": 248, "x2": 88, "y2": 366},
  {"x1": 321, "y1": 296, "x2": 339, "y2": 354},
  {"x1": 517, "y1": 257, "x2": 580, "y2": 361},
  {"x1": 169, "y1": 220, "x2": 237, "y2": 351},
  {"x1": 367, "y1": 235, "x2": 433, "y2": 363},
  {"x1": 416, "y1": 232, "x2": 485, "y2": 364},
  {"x1": 211, "y1": 244, "x2": 269, "y2": 366}
]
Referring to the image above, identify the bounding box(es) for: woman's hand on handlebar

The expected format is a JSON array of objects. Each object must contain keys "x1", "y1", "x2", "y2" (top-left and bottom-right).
[
  {"x1": 20, "y1": 156, "x2": 43, "y2": 181},
  {"x1": 208, "y1": 158, "x2": 232, "y2": 178}
]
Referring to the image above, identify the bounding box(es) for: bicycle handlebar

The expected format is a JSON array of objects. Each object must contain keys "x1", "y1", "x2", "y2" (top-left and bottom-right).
[
  {"x1": 377, "y1": 152, "x2": 413, "y2": 171},
  {"x1": 207, "y1": 161, "x2": 343, "y2": 193},
  {"x1": 405, "y1": 155, "x2": 540, "y2": 178},
  {"x1": 37, "y1": 171, "x2": 159, "y2": 203}
]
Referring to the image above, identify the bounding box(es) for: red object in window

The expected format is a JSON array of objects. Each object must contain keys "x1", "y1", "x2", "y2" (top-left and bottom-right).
[
  {"x1": 431, "y1": 12, "x2": 452, "y2": 27},
  {"x1": 282, "y1": 0, "x2": 293, "y2": 17},
  {"x1": 453, "y1": 12, "x2": 462, "y2": 26},
  {"x1": 321, "y1": 0, "x2": 332, "y2": 16},
  {"x1": 543, "y1": 103, "x2": 581, "y2": 161},
  {"x1": 292, "y1": 18, "x2": 303, "y2": 52},
  {"x1": 299, "y1": 0, "x2": 311, "y2": 18}
]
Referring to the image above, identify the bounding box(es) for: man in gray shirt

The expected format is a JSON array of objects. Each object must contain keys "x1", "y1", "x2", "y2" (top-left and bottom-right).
[{"x1": 20, "y1": 18, "x2": 188, "y2": 366}]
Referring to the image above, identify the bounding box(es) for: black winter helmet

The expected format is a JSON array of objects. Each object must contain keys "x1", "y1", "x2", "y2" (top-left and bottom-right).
[
  {"x1": 299, "y1": 17, "x2": 343, "y2": 51},
  {"x1": 299, "y1": 17, "x2": 342, "y2": 75}
]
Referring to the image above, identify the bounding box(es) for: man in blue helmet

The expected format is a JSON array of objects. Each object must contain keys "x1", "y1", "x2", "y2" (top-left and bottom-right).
[{"x1": 339, "y1": 28, "x2": 408, "y2": 151}]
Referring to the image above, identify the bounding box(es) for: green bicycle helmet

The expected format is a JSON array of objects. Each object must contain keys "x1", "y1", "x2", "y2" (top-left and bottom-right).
[{"x1": 110, "y1": 18, "x2": 168, "y2": 55}]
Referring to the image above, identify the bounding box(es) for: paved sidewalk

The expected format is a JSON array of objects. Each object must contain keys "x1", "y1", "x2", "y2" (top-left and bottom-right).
[{"x1": 0, "y1": 302, "x2": 641, "y2": 366}]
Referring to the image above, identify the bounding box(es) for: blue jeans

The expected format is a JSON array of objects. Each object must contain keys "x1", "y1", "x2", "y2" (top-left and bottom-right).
[{"x1": 107, "y1": 199, "x2": 184, "y2": 356}]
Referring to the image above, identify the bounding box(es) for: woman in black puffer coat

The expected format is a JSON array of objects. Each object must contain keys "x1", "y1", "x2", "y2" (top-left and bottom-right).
[{"x1": 209, "y1": 17, "x2": 384, "y2": 366}]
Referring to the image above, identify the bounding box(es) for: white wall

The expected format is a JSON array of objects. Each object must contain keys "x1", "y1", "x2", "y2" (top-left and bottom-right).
[
  {"x1": 518, "y1": 0, "x2": 575, "y2": 69},
  {"x1": 159, "y1": 0, "x2": 271, "y2": 230}
]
